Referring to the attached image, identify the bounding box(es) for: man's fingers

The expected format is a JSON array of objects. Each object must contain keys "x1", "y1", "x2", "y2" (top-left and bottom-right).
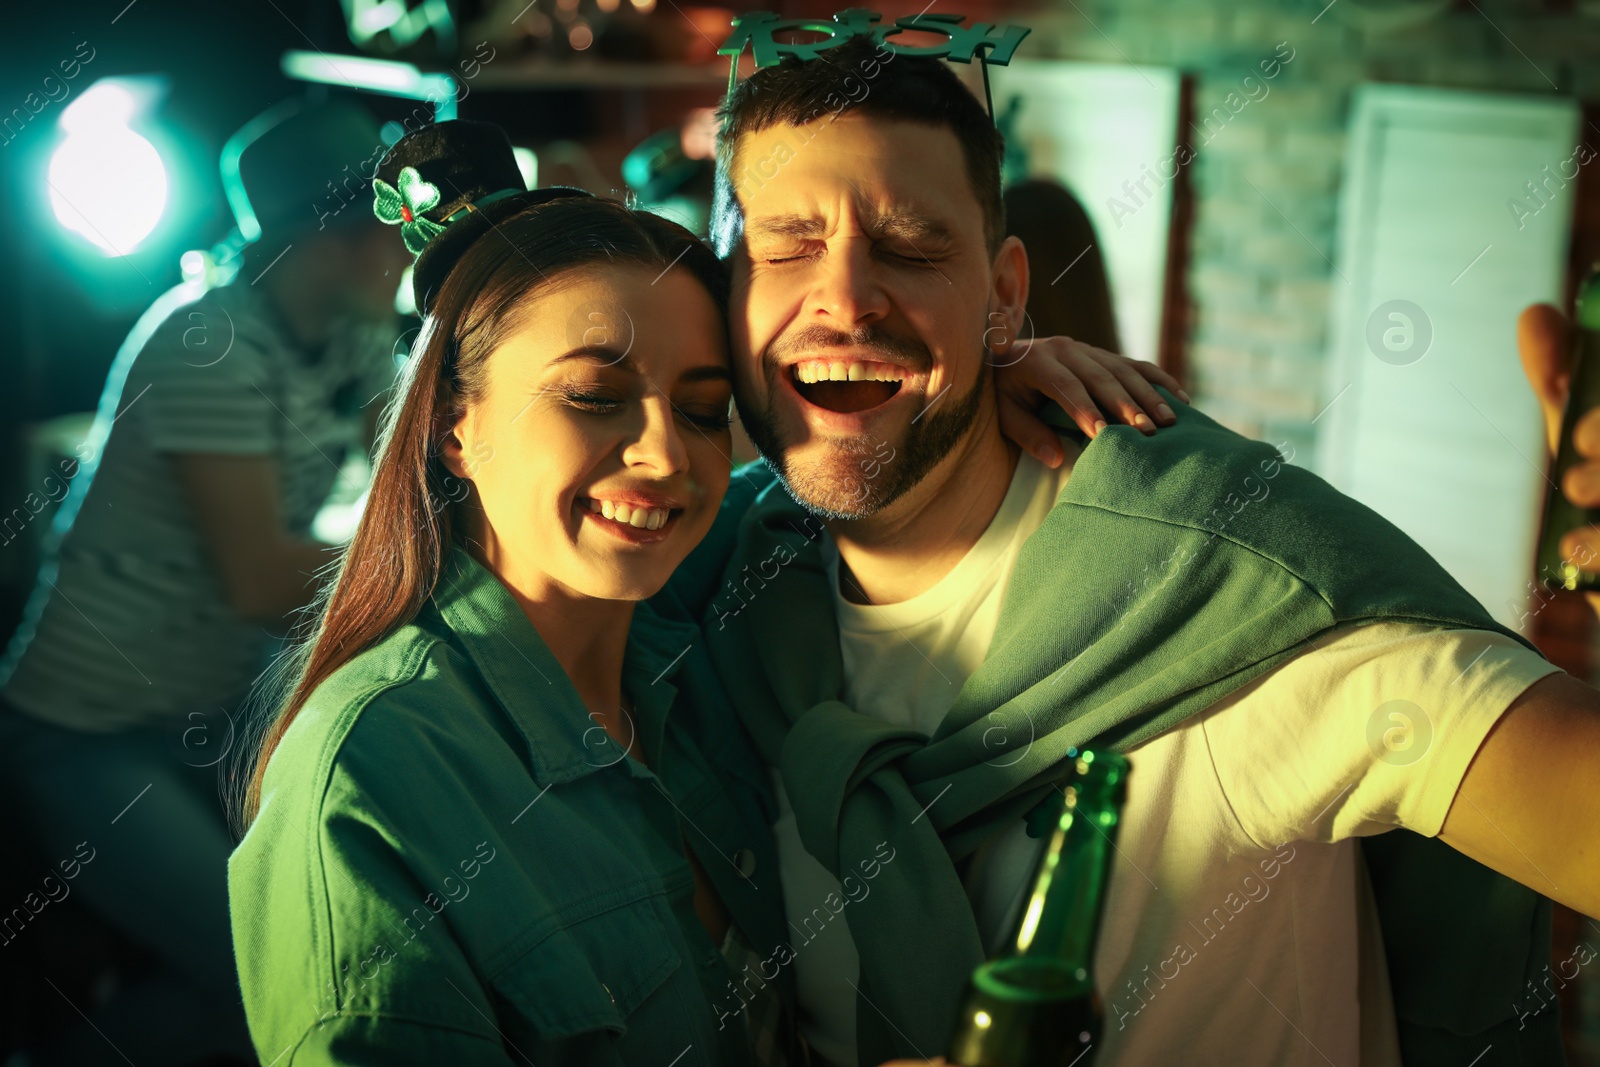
[
  {"x1": 1575, "y1": 405, "x2": 1600, "y2": 459},
  {"x1": 1561, "y1": 459, "x2": 1600, "y2": 509},
  {"x1": 1558, "y1": 525, "x2": 1600, "y2": 574},
  {"x1": 1519, "y1": 302, "x2": 1570, "y2": 456}
]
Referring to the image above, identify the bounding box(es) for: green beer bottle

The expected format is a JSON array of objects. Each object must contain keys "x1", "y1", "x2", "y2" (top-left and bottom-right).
[
  {"x1": 945, "y1": 748, "x2": 1129, "y2": 1067},
  {"x1": 1534, "y1": 267, "x2": 1600, "y2": 592}
]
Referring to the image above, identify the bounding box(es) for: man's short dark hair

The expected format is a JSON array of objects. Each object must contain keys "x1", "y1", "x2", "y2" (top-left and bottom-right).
[{"x1": 713, "y1": 34, "x2": 1006, "y2": 257}]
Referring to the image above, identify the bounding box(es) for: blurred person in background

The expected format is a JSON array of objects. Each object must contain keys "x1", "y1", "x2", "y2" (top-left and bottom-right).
[
  {"x1": 1002, "y1": 178, "x2": 1123, "y2": 354},
  {"x1": 0, "y1": 98, "x2": 405, "y2": 1067}
]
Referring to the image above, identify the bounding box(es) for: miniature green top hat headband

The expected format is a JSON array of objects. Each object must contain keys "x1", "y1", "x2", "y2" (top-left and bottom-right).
[
  {"x1": 718, "y1": 8, "x2": 1032, "y2": 119},
  {"x1": 371, "y1": 119, "x2": 591, "y2": 315}
]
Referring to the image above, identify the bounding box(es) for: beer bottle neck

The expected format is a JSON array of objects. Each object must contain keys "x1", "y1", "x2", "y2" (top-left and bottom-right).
[{"x1": 986, "y1": 750, "x2": 1128, "y2": 997}]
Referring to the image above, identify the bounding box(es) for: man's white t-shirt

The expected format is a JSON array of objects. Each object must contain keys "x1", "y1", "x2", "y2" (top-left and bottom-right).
[{"x1": 771, "y1": 443, "x2": 1561, "y2": 1067}]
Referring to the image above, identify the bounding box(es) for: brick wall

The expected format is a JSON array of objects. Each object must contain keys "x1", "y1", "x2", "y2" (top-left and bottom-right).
[{"x1": 1020, "y1": 1, "x2": 1600, "y2": 458}]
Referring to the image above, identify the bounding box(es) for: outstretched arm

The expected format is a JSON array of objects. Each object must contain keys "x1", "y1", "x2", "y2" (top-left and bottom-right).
[
  {"x1": 1440, "y1": 670, "x2": 1600, "y2": 917},
  {"x1": 1440, "y1": 302, "x2": 1600, "y2": 918}
]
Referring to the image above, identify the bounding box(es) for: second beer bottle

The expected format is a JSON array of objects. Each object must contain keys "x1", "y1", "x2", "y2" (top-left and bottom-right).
[{"x1": 1533, "y1": 267, "x2": 1600, "y2": 592}]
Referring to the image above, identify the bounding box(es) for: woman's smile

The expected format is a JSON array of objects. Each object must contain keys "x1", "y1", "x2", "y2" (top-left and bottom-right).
[{"x1": 577, "y1": 492, "x2": 686, "y2": 544}]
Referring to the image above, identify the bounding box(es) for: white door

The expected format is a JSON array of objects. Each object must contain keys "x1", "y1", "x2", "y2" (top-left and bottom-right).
[{"x1": 1315, "y1": 84, "x2": 1579, "y2": 632}]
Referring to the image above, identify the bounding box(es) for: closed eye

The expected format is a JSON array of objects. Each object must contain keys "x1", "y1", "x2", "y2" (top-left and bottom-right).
[
  {"x1": 671, "y1": 397, "x2": 733, "y2": 431},
  {"x1": 562, "y1": 391, "x2": 624, "y2": 413},
  {"x1": 682, "y1": 408, "x2": 733, "y2": 431},
  {"x1": 755, "y1": 243, "x2": 820, "y2": 265},
  {"x1": 879, "y1": 243, "x2": 944, "y2": 264}
]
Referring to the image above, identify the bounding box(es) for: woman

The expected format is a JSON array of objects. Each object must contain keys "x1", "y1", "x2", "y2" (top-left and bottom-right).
[
  {"x1": 1002, "y1": 178, "x2": 1123, "y2": 354},
  {"x1": 227, "y1": 120, "x2": 1178, "y2": 1065}
]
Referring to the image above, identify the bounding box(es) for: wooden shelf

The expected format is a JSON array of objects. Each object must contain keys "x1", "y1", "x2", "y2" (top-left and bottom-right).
[{"x1": 470, "y1": 60, "x2": 729, "y2": 90}]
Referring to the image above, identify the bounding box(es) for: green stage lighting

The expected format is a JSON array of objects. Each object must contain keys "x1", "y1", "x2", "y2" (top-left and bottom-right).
[{"x1": 47, "y1": 79, "x2": 169, "y2": 257}]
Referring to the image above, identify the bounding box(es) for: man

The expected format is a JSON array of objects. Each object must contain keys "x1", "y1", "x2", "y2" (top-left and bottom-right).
[
  {"x1": 687, "y1": 33, "x2": 1598, "y2": 1067},
  {"x1": 0, "y1": 98, "x2": 406, "y2": 1065}
]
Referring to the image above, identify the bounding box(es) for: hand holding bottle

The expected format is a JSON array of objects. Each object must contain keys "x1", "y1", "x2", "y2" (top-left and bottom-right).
[{"x1": 1522, "y1": 294, "x2": 1600, "y2": 618}]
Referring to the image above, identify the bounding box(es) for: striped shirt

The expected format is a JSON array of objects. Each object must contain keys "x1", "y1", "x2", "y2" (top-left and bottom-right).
[{"x1": 0, "y1": 278, "x2": 396, "y2": 732}]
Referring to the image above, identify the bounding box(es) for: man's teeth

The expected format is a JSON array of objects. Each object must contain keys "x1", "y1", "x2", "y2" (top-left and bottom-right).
[
  {"x1": 587, "y1": 499, "x2": 670, "y2": 531},
  {"x1": 792, "y1": 360, "x2": 906, "y2": 384}
]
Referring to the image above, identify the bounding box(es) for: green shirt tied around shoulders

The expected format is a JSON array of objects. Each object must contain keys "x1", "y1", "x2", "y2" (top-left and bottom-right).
[
  {"x1": 228, "y1": 546, "x2": 794, "y2": 1066},
  {"x1": 693, "y1": 392, "x2": 1564, "y2": 1067}
]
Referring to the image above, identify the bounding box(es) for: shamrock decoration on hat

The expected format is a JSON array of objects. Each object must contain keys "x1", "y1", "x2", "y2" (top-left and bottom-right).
[
  {"x1": 372, "y1": 120, "x2": 593, "y2": 315},
  {"x1": 373, "y1": 167, "x2": 447, "y2": 255}
]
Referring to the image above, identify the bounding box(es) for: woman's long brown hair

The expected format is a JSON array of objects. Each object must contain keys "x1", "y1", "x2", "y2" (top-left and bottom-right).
[{"x1": 232, "y1": 197, "x2": 728, "y2": 831}]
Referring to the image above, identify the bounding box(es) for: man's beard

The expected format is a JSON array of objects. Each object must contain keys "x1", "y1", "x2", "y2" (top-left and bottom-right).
[{"x1": 735, "y1": 338, "x2": 992, "y2": 521}]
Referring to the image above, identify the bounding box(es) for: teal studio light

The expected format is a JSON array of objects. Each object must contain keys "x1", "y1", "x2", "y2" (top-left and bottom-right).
[{"x1": 47, "y1": 78, "x2": 171, "y2": 257}]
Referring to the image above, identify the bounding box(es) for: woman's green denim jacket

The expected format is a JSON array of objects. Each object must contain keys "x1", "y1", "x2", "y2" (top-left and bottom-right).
[{"x1": 228, "y1": 547, "x2": 794, "y2": 1065}]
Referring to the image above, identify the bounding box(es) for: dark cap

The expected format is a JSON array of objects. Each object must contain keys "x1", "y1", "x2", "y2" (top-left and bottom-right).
[{"x1": 226, "y1": 98, "x2": 384, "y2": 243}]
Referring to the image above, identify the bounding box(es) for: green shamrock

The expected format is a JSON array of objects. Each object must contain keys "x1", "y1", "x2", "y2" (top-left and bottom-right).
[{"x1": 373, "y1": 166, "x2": 447, "y2": 256}]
